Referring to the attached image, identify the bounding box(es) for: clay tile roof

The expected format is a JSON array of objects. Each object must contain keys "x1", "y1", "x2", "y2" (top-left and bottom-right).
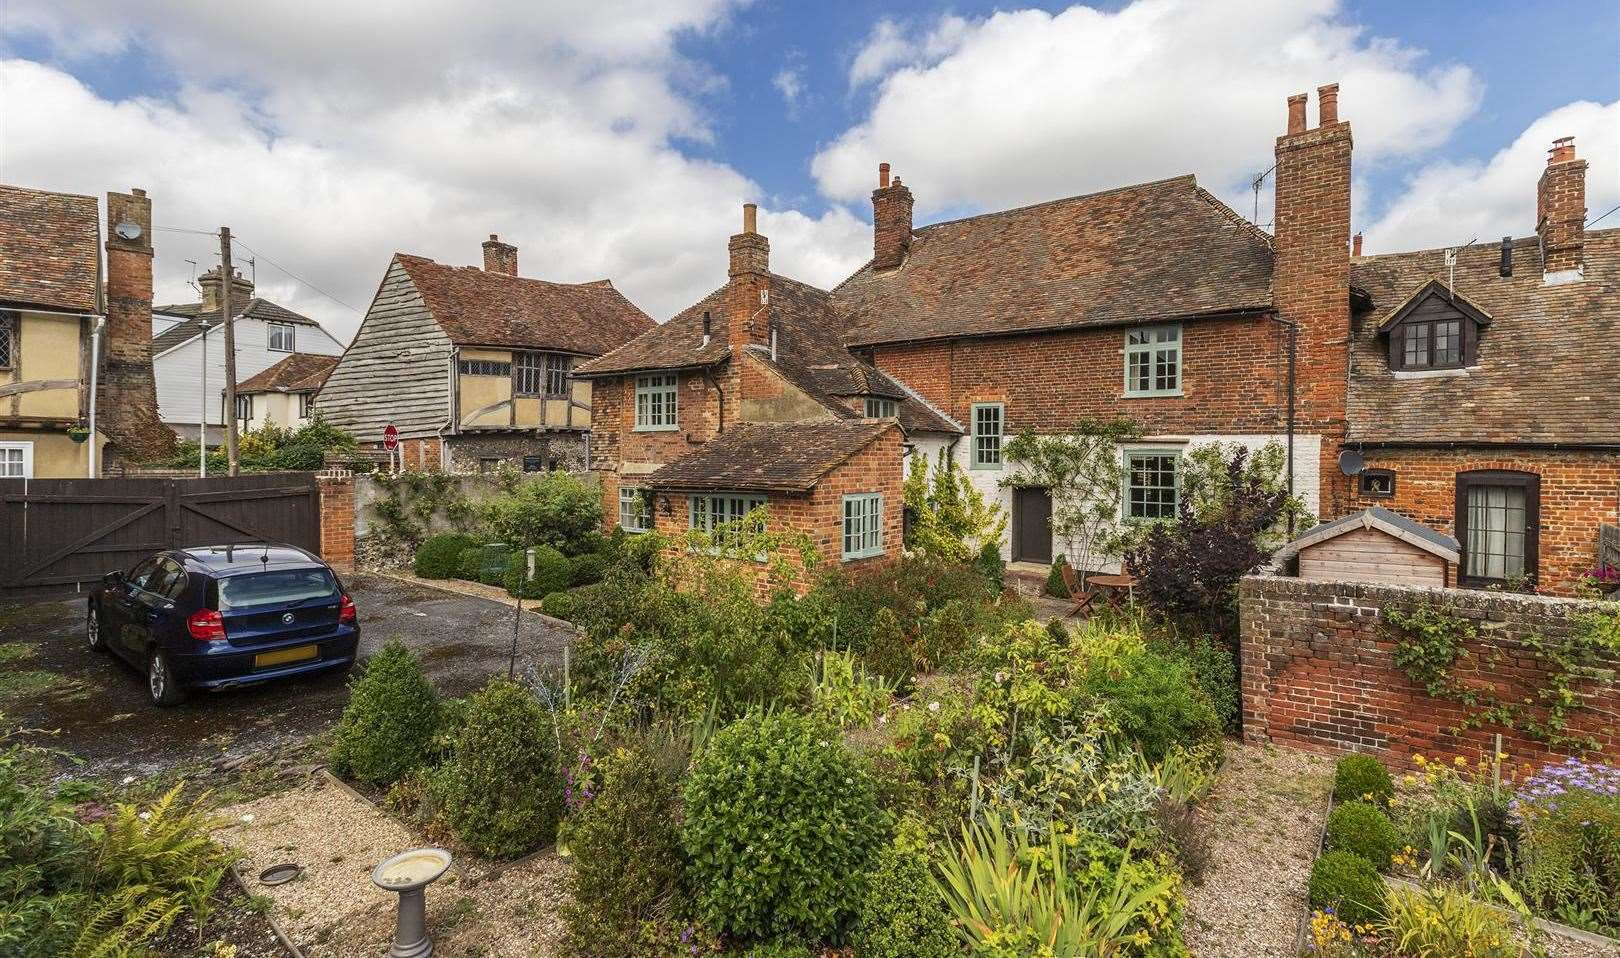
[
  {"x1": 832, "y1": 175, "x2": 1275, "y2": 347},
  {"x1": 1347, "y1": 229, "x2": 1620, "y2": 446},
  {"x1": 395, "y1": 253, "x2": 654, "y2": 355},
  {"x1": 647, "y1": 419, "x2": 898, "y2": 493},
  {"x1": 152, "y1": 299, "x2": 324, "y2": 355},
  {"x1": 0, "y1": 185, "x2": 101, "y2": 313},
  {"x1": 572, "y1": 284, "x2": 732, "y2": 376},
  {"x1": 237, "y1": 353, "x2": 340, "y2": 393}
]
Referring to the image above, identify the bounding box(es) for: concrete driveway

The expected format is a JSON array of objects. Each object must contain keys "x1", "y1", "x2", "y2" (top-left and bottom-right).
[{"x1": 0, "y1": 574, "x2": 572, "y2": 779}]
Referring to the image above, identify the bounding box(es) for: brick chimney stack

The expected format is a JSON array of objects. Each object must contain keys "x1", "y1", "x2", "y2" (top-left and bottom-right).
[
  {"x1": 1536, "y1": 137, "x2": 1586, "y2": 277},
  {"x1": 727, "y1": 203, "x2": 771, "y2": 355},
  {"x1": 101, "y1": 188, "x2": 176, "y2": 462},
  {"x1": 1274, "y1": 84, "x2": 1352, "y2": 515},
  {"x1": 871, "y1": 163, "x2": 914, "y2": 271},
  {"x1": 198, "y1": 266, "x2": 254, "y2": 311},
  {"x1": 482, "y1": 234, "x2": 519, "y2": 275}
]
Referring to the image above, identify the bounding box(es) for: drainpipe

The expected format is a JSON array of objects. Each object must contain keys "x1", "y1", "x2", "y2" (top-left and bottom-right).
[{"x1": 87, "y1": 317, "x2": 106, "y2": 478}]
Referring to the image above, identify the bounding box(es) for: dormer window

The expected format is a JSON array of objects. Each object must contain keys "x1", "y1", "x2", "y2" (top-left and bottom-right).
[
  {"x1": 1379, "y1": 279, "x2": 1492, "y2": 373},
  {"x1": 864, "y1": 397, "x2": 897, "y2": 418}
]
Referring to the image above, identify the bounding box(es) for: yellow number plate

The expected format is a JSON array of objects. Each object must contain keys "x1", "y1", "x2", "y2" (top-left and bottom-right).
[{"x1": 254, "y1": 645, "x2": 317, "y2": 668}]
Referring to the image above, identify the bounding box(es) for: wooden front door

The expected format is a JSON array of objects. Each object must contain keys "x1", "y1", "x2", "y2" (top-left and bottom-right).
[{"x1": 1012, "y1": 487, "x2": 1053, "y2": 564}]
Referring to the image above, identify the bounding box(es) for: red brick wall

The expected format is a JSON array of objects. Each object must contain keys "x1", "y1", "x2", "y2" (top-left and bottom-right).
[
  {"x1": 318, "y1": 470, "x2": 356, "y2": 574},
  {"x1": 592, "y1": 369, "x2": 727, "y2": 530},
  {"x1": 1348, "y1": 448, "x2": 1620, "y2": 596},
  {"x1": 1240, "y1": 575, "x2": 1620, "y2": 770}
]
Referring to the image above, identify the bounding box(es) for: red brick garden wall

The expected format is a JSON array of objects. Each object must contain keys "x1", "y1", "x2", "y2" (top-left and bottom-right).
[
  {"x1": 318, "y1": 469, "x2": 356, "y2": 574},
  {"x1": 1240, "y1": 574, "x2": 1620, "y2": 771}
]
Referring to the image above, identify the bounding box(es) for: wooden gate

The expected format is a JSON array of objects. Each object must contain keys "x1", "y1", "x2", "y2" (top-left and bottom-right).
[{"x1": 0, "y1": 473, "x2": 320, "y2": 601}]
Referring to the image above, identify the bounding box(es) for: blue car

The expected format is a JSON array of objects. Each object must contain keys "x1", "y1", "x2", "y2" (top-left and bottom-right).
[{"x1": 88, "y1": 544, "x2": 360, "y2": 706}]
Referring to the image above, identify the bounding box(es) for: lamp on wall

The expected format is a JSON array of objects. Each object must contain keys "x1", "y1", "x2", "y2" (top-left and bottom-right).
[{"x1": 658, "y1": 493, "x2": 674, "y2": 517}]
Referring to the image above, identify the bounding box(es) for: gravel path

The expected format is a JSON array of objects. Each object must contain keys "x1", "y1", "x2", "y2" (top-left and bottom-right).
[{"x1": 1183, "y1": 742, "x2": 1333, "y2": 958}]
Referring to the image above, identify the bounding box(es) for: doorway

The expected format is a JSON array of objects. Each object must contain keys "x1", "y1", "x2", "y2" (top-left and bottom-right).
[{"x1": 1012, "y1": 487, "x2": 1053, "y2": 564}]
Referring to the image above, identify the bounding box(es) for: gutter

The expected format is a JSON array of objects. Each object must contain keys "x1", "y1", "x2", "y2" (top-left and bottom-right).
[{"x1": 1346, "y1": 440, "x2": 1620, "y2": 453}]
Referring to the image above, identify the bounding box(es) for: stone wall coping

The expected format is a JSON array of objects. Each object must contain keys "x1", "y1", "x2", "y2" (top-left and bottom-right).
[{"x1": 1242, "y1": 573, "x2": 1611, "y2": 616}]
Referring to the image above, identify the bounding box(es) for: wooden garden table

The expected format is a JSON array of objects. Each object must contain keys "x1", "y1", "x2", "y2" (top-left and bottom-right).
[{"x1": 1085, "y1": 573, "x2": 1138, "y2": 609}]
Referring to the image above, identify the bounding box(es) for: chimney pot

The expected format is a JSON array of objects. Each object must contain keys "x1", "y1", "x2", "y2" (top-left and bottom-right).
[
  {"x1": 132, "y1": 188, "x2": 146, "y2": 197},
  {"x1": 1548, "y1": 136, "x2": 1576, "y2": 165},
  {"x1": 1499, "y1": 236, "x2": 1513, "y2": 277},
  {"x1": 1286, "y1": 93, "x2": 1307, "y2": 135},
  {"x1": 878, "y1": 162, "x2": 890, "y2": 188},
  {"x1": 742, "y1": 202, "x2": 758, "y2": 234},
  {"x1": 1317, "y1": 83, "x2": 1339, "y2": 126},
  {"x1": 481, "y1": 234, "x2": 518, "y2": 276},
  {"x1": 1351, "y1": 231, "x2": 1362, "y2": 256}
]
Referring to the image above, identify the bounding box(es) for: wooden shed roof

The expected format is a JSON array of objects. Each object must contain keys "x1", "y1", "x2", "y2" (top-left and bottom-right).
[{"x1": 1276, "y1": 506, "x2": 1459, "y2": 563}]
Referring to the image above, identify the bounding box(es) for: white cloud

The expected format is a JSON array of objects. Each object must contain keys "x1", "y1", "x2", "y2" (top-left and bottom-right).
[
  {"x1": 816, "y1": 0, "x2": 1481, "y2": 224},
  {"x1": 0, "y1": 1, "x2": 867, "y2": 340},
  {"x1": 1363, "y1": 100, "x2": 1620, "y2": 255},
  {"x1": 773, "y1": 66, "x2": 805, "y2": 112}
]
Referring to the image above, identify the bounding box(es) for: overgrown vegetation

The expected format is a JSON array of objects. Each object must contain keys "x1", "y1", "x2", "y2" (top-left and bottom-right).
[{"x1": 153, "y1": 416, "x2": 357, "y2": 473}]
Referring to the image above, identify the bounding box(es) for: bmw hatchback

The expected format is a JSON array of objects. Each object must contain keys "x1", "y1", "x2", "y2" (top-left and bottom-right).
[{"x1": 88, "y1": 544, "x2": 360, "y2": 706}]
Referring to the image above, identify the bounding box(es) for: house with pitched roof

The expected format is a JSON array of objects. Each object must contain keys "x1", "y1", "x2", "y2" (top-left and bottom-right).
[
  {"x1": 236, "y1": 352, "x2": 341, "y2": 432},
  {"x1": 317, "y1": 236, "x2": 655, "y2": 471},
  {"x1": 151, "y1": 267, "x2": 346, "y2": 441}
]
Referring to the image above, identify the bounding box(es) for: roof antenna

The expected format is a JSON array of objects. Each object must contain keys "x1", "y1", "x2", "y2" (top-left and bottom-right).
[
  {"x1": 1443, "y1": 238, "x2": 1477, "y2": 297},
  {"x1": 186, "y1": 259, "x2": 200, "y2": 295},
  {"x1": 1250, "y1": 164, "x2": 1276, "y2": 226}
]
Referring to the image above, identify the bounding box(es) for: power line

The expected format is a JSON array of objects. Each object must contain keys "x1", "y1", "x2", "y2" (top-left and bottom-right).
[
  {"x1": 230, "y1": 237, "x2": 361, "y2": 313},
  {"x1": 1587, "y1": 203, "x2": 1620, "y2": 229},
  {"x1": 152, "y1": 225, "x2": 221, "y2": 237}
]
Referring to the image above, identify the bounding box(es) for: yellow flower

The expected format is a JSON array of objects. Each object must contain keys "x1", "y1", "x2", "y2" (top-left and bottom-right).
[
  {"x1": 1413, "y1": 754, "x2": 1427, "y2": 766},
  {"x1": 1454, "y1": 755, "x2": 1468, "y2": 766}
]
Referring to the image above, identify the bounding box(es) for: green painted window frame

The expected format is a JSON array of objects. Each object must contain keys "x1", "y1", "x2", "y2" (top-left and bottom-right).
[
  {"x1": 1122, "y1": 448, "x2": 1181, "y2": 520},
  {"x1": 619, "y1": 486, "x2": 652, "y2": 533},
  {"x1": 1123, "y1": 324, "x2": 1182, "y2": 397},
  {"x1": 634, "y1": 373, "x2": 680, "y2": 431},
  {"x1": 971, "y1": 403, "x2": 1004, "y2": 470},
  {"x1": 842, "y1": 493, "x2": 885, "y2": 560}
]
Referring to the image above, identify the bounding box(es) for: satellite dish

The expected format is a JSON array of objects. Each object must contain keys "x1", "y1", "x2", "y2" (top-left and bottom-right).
[
  {"x1": 114, "y1": 220, "x2": 143, "y2": 241},
  {"x1": 1338, "y1": 449, "x2": 1366, "y2": 476}
]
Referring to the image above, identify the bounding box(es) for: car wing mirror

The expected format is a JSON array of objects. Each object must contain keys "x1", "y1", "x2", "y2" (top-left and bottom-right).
[{"x1": 103, "y1": 571, "x2": 124, "y2": 586}]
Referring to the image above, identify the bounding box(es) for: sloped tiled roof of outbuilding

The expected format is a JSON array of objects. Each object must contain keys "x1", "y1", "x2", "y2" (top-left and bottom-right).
[
  {"x1": 831, "y1": 174, "x2": 1276, "y2": 347},
  {"x1": 646, "y1": 419, "x2": 898, "y2": 493},
  {"x1": 237, "y1": 353, "x2": 340, "y2": 393},
  {"x1": 0, "y1": 185, "x2": 101, "y2": 313},
  {"x1": 394, "y1": 253, "x2": 654, "y2": 355},
  {"x1": 1347, "y1": 229, "x2": 1620, "y2": 446}
]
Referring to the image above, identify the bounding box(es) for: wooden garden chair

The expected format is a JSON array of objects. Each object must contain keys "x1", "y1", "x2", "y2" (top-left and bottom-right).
[{"x1": 1060, "y1": 563, "x2": 1096, "y2": 619}]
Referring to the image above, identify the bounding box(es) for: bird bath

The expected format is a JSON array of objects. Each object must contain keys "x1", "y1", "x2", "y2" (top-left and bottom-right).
[{"x1": 371, "y1": 847, "x2": 452, "y2": 958}]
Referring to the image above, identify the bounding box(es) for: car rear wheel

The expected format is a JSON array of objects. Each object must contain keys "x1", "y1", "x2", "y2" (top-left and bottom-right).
[
  {"x1": 87, "y1": 602, "x2": 107, "y2": 653},
  {"x1": 147, "y1": 649, "x2": 186, "y2": 707}
]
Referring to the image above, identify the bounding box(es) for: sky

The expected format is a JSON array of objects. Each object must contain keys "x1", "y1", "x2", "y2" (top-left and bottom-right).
[{"x1": 1, "y1": 0, "x2": 1616, "y2": 343}]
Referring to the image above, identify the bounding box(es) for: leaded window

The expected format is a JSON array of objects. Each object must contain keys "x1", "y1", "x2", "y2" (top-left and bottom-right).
[
  {"x1": 1125, "y1": 451, "x2": 1179, "y2": 520},
  {"x1": 842, "y1": 493, "x2": 884, "y2": 560},
  {"x1": 635, "y1": 374, "x2": 679, "y2": 430},
  {"x1": 0, "y1": 311, "x2": 14, "y2": 369},
  {"x1": 514, "y1": 351, "x2": 571, "y2": 396},
  {"x1": 459, "y1": 359, "x2": 511, "y2": 377},
  {"x1": 972, "y1": 403, "x2": 1003, "y2": 469},
  {"x1": 1125, "y1": 325, "x2": 1181, "y2": 395}
]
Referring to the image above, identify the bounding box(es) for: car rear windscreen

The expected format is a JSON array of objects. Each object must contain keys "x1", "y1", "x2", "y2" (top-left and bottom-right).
[{"x1": 216, "y1": 568, "x2": 338, "y2": 610}]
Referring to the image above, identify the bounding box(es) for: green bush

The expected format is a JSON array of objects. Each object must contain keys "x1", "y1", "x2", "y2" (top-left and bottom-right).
[
  {"x1": 561, "y1": 733, "x2": 689, "y2": 958},
  {"x1": 682, "y1": 711, "x2": 886, "y2": 942},
  {"x1": 569, "y1": 552, "x2": 608, "y2": 587},
  {"x1": 330, "y1": 640, "x2": 440, "y2": 786},
  {"x1": 1333, "y1": 754, "x2": 1394, "y2": 806},
  {"x1": 456, "y1": 546, "x2": 484, "y2": 580},
  {"x1": 974, "y1": 540, "x2": 1005, "y2": 592},
  {"x1": 1325, "y1": 801, "x2": 1399, "y2": 869},
  {"x1": 1308, "y1": 850, "x2": 1385, "y2": 924},
  {"x1": 503, "y1": 545, "x2": 570, "y2": 598},
  {"x1": 1514, "y1": 763, "x2": 1619, "y2": 934},
  {"x1": 415, "y1": 533, "x2": 478, "y2": 579},
  {"x1": 1081, "y1": 648, "x2": 1222, "y2": 761},
  {"x1": 540, "y1": 590, "x2": 578, "y2": 620},
  {"x1": 480, "y1": 472, "x2": 603, "y2": 556},
  {"x1": 851, "y1": 824, "x2": 957, "y2": 958},
  {"x1": 1045, "y1": 554, "x2": 1069, "y2": 598},
  {"x1": 432, "y1": 679, "x2": 562, "y2": 857},
  {"x1": 1176, "y1": 637, "x2": 1241, "y2": 734}
]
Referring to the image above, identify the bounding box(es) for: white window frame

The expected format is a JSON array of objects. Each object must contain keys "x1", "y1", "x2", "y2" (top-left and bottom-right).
[
  {"x1": 864, "y1": 397, "x2": 897, "y2": 418},
  {"x1": 1124, "y1": 324, "x2": 1182, "y2": 397},
  {"x1": 842, "y1": 493, "x2": 885, "y2": 560},
  {"x1": 0, "y1": 441, "x2": 33, "y2": 478},
  {"x1": 619, "y1": 486, "x2": 652, "y2": 533},
  {"x1": 634, "y1": 374, "x2": 679, "y2": 431},
  {"x1": 971, "y1": 403, "x2": 1004, "y2": 470},
  {"x1": 267, "y1": 321, "x2": 296, "y2": 353},
  {"x1": 1123, "y1": 448, "x2": 1181, "y2": 520}
]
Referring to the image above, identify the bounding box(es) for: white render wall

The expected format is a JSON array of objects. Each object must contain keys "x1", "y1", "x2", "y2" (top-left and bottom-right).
[
  {"x1": 153, "y1": 316, "x2": 344, "y2": 430},
  {"x1": 908, "y1": 431, "x2": 1321, "y2": 572}
]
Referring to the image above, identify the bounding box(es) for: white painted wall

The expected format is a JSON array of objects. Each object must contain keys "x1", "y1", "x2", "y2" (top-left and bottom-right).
[
  {"x1": 908, "y1": 431, "x2": 1322, "y2": 572},
  {"x1": 154, "y1": 316, "x2": 344, "y2": 429},
  {"x1": 242, "y1": 391, "x2": 309, "y2": 433}
]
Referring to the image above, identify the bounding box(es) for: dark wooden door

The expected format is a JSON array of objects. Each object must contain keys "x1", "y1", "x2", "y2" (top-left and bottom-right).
[{"x1": 1012, "y1": 487, "x2": 1053, "y2": 564}]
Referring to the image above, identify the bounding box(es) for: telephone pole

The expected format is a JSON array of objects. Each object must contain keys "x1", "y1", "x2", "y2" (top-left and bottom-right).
[{"x1": 219, "y1": 227, "x2": 241, "y2": 476}]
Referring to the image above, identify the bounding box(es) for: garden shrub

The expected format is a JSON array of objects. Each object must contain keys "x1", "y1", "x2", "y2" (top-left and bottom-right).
[
  {"x1": 850, "y1": 820, "x2": 957, "y2": 958},
  {"x1": 1081, "y1": 647, "x2": 1222, "y2": 761},
  {"x1": 1045, "y1": 554, "x2": 1069, "y2": 597},
  {"x1": 433, "y1": 679, "x2": 562, "y2": 857},
  {"x1": 682, "y1": 711, "x2": 886, "y2": 942},
  {"x1": 1333, "y1": 754, "x2": 1394, "y2": 806},
  {"x1": 1171, "y1": 636, "x2": 1240, "y2": 734},
  {"x1": 1324, "y1": 801, "x2": 1399, "y2": 869},
  {"x1": 456, "y1": 545, "x2": 485, "y2": 581},
  {"x1": 1378, "y1": 884, "x2": 1517, "y2": 958},
  {"x1": 540, "y1": 590, "x2": 578, "y2": 620},
  {"x1": 330, "y1": 640, "x2": 440, "y2": 786},
  {"x1": 503, "y1": 544, "x2": 570, "y2": 598},
  {"x1": 561, "y1": 733, "x2": 690, "y2": 958},
  {"x1": 974, "y1": 540, "x2": 1005, "y2": 592},
  {"x1": 1512, "y1": 759, "x2": 1620, "y2": 934},
  {"x1": 480, "y1": 471, "x2": 603, "y2": 556},
  {"x1": 807, "y1": 648, "x2": 895, "y2": 728},
  {"x1": 415, "y1": 532, "x2": 478, "y2": 579},
  {"x1": 569, "y1": 551, "x2": 607, "y2": 587},
  {"x1": 1307, "y1": 850, "x2": 1385, "y2": 924}
]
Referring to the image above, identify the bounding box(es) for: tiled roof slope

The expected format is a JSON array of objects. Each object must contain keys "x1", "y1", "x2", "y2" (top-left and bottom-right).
[
  {"x1": 237, "y1": 353, "x2": 340, "y2": 393},
  {"x1": 0, "y1": 185, "x2": 101, "y2": 313},
  {"x1": 1347, "y1": 229, "x2": 1620, "y2": 445},
  {"x1": 832, "y1": 175, "x2": 1275, "y2": 347},
  {"x1": 647, "y1": 420, "x2": 895, "y2": 492},
  {"x1": 394, "y1": 253, "x2": 654, "y2": 355},
  {"x1": 151, "y1": 299, "x2": 322, "y2": 355}
]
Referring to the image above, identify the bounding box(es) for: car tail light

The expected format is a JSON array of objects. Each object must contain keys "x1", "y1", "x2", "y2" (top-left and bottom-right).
[
  {"x1": 188, "y1": 608, "x2": 226, "y2": 642},
  {"x1": 339, "y1": 594, "x2": 357, "y2": 624}
]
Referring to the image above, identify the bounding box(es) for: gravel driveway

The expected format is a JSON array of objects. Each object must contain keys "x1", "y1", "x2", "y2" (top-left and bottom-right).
[{"x1": 0, "y1": 574, "x2": 573, "y2": 778}]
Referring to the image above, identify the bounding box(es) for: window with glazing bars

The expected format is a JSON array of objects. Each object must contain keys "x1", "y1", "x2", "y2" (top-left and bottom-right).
[
  {"x1": 1463, "y1": 484, "x2": 1527, "y2": 581},
  {"x1": 0, "y1": 312, "x2": 14, "y2": 369},
  {"x1": 514, "y1": 351, "x2": 570, "y2": 396},
  {"x1": 689, "y1": 493, "x2": 765, "y2": 545},
  {"x1": 459, "y1": 359, "x2": 511, "y2": 377},
  {"x1": 842, "y1": 494, "x2": 884, "y2": 559},
  {"x1": 1400, "y1": 319, "x2": 1462, "y2": 369},
  {"x1": 864, "y1": 397, "x2": 897, "y2": 418},
  {"x1": 972, "y1": 403, "x2": 1003, "y2": 468},
  {"x1": 1125, "y1": 325, "x2": 1180, "y2": 395},
  {"x1": 1125, "y1": 451, "x2": 1179, "y2": 520},
  {"x1": 619, "y1": 487, "x2": 652, "y2": 532},
  {"x1": 635, "y1": 374, "x2": 679, "y2": 429}
]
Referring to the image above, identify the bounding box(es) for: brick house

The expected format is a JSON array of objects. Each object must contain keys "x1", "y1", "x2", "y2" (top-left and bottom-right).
[
  {"x1": 574, "y1": 204, "x2": 957, "y2": 580},
  {"x1": 318, "y1": 236, "x2": 655, "y2": 472}
]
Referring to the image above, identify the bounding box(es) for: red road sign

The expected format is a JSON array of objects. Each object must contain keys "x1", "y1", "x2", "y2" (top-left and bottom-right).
[{"x1": 382, "y1": 424, "x2": 399, "y2": 451}]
